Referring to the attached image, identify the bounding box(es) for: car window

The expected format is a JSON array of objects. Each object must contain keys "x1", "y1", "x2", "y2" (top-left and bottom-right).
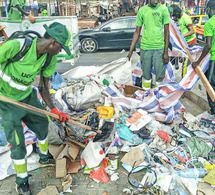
[
  {"x1": 130, "y1": 18, "x2": 136, "y2": 28},
  {"x1": 192, "y1": 17, "x2": 200, "y2": 24},
  {"x1": 201, "y1": 16, "x2": 208, "y2": 25},
  {"x1": 104, "y1": 19, "x2": 130, "y2": 30}
]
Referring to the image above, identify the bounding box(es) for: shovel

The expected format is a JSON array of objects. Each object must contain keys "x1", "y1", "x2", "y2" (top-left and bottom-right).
[{"x1": 0, "y1": 94, "x2": 102, "y2": 134}]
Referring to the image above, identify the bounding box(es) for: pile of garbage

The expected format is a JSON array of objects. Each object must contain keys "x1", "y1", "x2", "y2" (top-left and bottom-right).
[
  {"x1": 0, "y1": 60, "x2": 215, "y2": 194},
  {"x1": 49, "y1": 71, "x2": 215, "y2": 194}
]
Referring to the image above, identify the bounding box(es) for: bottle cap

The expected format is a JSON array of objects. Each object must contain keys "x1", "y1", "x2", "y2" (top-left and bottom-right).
[
  {"x1": 99, "y1": 150, "x2": 104, "y2": 155},
  {"x1": 103, "y1": 79, "x2": 109, "y2": 86}
]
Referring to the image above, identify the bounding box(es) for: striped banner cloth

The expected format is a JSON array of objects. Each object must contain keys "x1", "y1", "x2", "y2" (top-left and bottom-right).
[{"x1": 106, "y1": 18, "x2": 211, "y2": 123}]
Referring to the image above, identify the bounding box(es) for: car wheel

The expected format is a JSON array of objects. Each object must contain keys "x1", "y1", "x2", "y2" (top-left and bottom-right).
[{"x1": 80, "y1": 38, "x2": 98, "y2": 53}]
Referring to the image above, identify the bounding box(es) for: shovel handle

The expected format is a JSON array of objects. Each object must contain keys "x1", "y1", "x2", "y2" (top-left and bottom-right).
[
  {"x1": 0, "y1": 94, "x2": 92, "y2": 131},
  {"x1": 170, "y1": 20, "x2": 215, "y2": 102}
]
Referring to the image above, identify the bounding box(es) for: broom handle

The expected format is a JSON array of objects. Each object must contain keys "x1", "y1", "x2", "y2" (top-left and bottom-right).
[
  {"x1": 170, "y1": 20, "x2": 215, "y2": 102},
  {"x1": 0, "y1": 94, "x2": 92, "y2": 131}
]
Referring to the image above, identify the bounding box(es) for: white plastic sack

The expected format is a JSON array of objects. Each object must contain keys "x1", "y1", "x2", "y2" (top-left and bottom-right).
[
  {"x1": 54, "y1": 79, "x2": 103, "y2": 111},
  {"x1": 0, "y1": 147, "x2": 39, "y2": 180},
  {"x1": 62, "y1": 58, "x2": 133, "y2": 85}
]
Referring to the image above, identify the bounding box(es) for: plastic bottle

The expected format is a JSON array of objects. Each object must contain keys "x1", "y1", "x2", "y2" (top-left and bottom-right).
[
  {"x1": 131, "y1": 134, "x2": 143, "y2": 145},
  {"x1": 177, "y1": 168, "x2": 206, "y2": 178}
]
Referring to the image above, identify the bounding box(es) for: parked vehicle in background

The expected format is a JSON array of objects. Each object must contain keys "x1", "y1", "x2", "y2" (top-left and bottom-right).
[
  {"x1": 190, "y1": 15, "x2": 208, "y2": 31},
  {"x1": 79, "y1": 16, "x2": 136, "y2": 53},
  {"x1": 190, "y1": 15, "x2": 208, "y2": 44}
]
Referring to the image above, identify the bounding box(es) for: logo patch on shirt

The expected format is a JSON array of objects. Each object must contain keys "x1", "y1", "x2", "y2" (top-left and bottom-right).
[
  {"x1": 152, "y1": 12, "x2": 160, "y2": 16},
  {"x1": 21, "y1": 73, "x2": 33, "y2": 78}
]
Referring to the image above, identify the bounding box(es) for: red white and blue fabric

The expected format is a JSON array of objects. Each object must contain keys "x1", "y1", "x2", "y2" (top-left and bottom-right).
[{"x1": 108, "y1": 18, "x2": 211, "y2": 123}]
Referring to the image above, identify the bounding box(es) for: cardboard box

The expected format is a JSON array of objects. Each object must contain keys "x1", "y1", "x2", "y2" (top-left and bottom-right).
[
  {"x1": 55, "y1": 158, "x2": 67, "y2": 178},
  {"x1": 49, "y1": 142, "x2": 81, "y2": 178}
]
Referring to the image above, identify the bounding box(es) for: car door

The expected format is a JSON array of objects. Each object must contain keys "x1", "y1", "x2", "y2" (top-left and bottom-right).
[
  {"x1": 95, "y1": 18, "x2": 131, "y2": 49},
  {"x1": 124, "y1": 17, "x2": 136, "y2": 49}
]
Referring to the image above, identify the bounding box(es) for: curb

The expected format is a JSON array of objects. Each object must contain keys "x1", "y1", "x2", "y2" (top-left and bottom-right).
[{"x1": 184, "y1": 90, "x2": 210, "y2": 112}]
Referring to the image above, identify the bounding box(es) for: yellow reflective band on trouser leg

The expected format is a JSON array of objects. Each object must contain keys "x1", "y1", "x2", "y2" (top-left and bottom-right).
[
  {"x1": 15, "y1": 130, "x2": 20, "y2": 145},
  {"x1": 182, "y1": 58, "x2": 188, "y2": 77},
  {"x1": 142, "y1": 78, "x2": 151, "y2": 91},
  {"x1": 38, "y1": 137, "x2": 48, "y2": 155},
  {"x1": 13, "y1": 158, "x2": 28, "y2": 178}
]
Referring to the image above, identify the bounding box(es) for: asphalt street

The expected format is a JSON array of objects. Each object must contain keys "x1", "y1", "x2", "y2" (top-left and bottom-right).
[{"x1": 55, "y1": 50, "x2": 140, "y2": 74}]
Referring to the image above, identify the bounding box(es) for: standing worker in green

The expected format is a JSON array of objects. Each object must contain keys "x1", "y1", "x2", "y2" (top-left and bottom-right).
[
  {"x1": 42, "y1": 9, "x2": 48, "y2": 16},
  {"x1": 170, "y1": 4, "x2": 197, "y2": 76},
  {"x1": 192, "y1": 0, "x2": 215, "y2": 115},
  {"x1": 127, "y1": 0, "x2": 170, "y2": 90},
  {"x1": 0, "y1": 22, "x2": 71, "y2": 195},
  {"x1": 8, "y1": 0, "x2": 35, "y2": 23}
]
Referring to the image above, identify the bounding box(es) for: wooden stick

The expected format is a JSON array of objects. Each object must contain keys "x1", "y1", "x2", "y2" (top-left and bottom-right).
[
  {"x1": 0, "y1": 25, "x2": 8, "y2": 40},
  {"x1": 170, "y1": 20, "x2": 215, "y2": 102},
  {"x1": 0, "y1": 94, "x2": 92, "y2": 131}
]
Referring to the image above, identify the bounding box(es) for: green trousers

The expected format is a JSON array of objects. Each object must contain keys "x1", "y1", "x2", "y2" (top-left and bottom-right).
[
  {"x1": 0, "y1": 89, "x2": 49, "y2": 184},
  {"x1": 206, "y1": 60, "x2": 215, "y2": 114},
  {"x1": 140, "y1": 49, "x2": 166, "y2": 90}
]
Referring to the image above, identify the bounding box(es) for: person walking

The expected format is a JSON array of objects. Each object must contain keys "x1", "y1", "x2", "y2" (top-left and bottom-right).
[
  {"x1": 8, "y1": 0, "x2": 35, "y2": 22},
  {"x1": 192, "y1": 0, "x2": 215, "y2": 115},
  {"x1": 127, "y1": 0, "x2": 170, "y2": 90},
  {"x1": 0, "y1": 22, "x2": 71, "y2": 195}
]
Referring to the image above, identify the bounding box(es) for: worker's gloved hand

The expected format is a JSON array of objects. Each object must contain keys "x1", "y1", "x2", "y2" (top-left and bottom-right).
[
  {"x1": 28, "y1": 15, "x2": 36, "y2": 23},
  {"x1": 51, "y1": 108, "x2": 70, "y2": 122}
]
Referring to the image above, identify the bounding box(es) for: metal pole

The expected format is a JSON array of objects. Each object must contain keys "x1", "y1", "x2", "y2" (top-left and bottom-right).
[
  {"x1": 66, "y1": 0, "x2": 68, "y2": 16},
  {"x1": 5, "y1": 0, "x2": 9, "y2": 18},
  {"x1": 49, "y1": 0, "x2": 51, "y2": 15}
]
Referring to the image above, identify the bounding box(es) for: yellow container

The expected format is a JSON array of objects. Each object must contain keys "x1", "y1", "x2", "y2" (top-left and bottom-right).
[{"x1": 96, "y1": 106, "x2": 114, "y2": 119}]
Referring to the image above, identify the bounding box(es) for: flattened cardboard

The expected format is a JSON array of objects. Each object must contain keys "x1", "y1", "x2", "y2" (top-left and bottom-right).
[
  {"x1": 66, "y1": 158, "x2": 82, "y2": 174},
  {"x1": 50, "y1": 142, "x2": 81, "y2": 178},
  {"x1": 198, "y1": 182, "x2": 215, "y2": 195},
  {"x1": 49, "y1": 144, "x2": 64, "y2": 159},
  {"x1": 55, "y1": 158, "x2": 67, "y2": 178},
  {"x1": 50, "y1": 142, "x2": 80, "y2": 160},
  {"x1": 121, "y1": 147, "x2": 145, "y2": 167},
  {"x1": 62, "y1": 174, "x2": 72, "y2": 192},
  {"x1": 36, "y1": 186, "x2": 59, "y2": 195}
]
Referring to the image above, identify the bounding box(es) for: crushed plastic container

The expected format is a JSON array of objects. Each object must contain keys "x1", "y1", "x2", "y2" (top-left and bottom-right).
[
  {"x1": 82, "y1": 141, "x2": 105, "y2": 168},
  {"x1": 177, "y1": 168, "x2": 206, "y2": 178},
  {"x1": 97, "y1": 106, "x2": 114, "y2": 119}
]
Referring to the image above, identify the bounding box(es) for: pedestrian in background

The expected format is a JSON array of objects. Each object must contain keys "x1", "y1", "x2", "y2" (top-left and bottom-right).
[{"x1": 8, "y1": 0, "x2": 35, "y2": 22}]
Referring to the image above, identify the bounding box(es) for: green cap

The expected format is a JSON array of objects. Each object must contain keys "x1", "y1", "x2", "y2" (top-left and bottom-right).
[
  {"x1": 43, "y1": 22, "x2": 72, "y2": 56},
  {"x1": 167, "y1": 6, "x2": 173, "y2": 14}
]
